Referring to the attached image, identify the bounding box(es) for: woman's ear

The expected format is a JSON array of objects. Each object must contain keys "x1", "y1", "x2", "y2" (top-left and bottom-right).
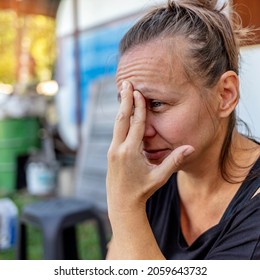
[{"x1": 217, "y1": 70, "x2": 239, "y2": 118}]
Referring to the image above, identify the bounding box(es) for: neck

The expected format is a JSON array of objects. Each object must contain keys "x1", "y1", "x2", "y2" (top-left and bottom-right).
[{"x1": 178, "y1": 130, "x2": 260, "y2": 195}]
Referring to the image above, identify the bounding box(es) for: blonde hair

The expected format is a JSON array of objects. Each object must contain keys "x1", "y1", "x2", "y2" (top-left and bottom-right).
[{"x1": 120, "y1": 0, "x2": 249, "y2": 87}]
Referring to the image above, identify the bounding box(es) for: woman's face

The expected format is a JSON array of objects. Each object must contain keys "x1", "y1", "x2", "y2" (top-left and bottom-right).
[{"x1": 116, "y1": 39, "x2": 222, "y2": 167}]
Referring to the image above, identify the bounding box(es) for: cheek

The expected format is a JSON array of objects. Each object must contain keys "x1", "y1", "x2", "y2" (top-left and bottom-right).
[
  {"x1": 155, "y1": 104, "x2": 215, "y2": 149},
  {"x1": 153, "y1": 111, "x2": 199, "y2": 144}
]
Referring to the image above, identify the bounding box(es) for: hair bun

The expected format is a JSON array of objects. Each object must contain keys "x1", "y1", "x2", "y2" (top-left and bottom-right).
[
  {"x1": 174, "y1": 0, "x2": 219, "y2": 10},
  {"x1": 197, "y1": 0, "x2": 217, "y2": 10}
]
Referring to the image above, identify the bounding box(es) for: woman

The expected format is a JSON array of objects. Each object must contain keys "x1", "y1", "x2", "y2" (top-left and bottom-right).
[{"x1": 106, "y1": 0, "x2": 260, "y2": 259}]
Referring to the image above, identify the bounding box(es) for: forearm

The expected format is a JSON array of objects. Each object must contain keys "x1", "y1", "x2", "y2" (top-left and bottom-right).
[{"x1": 107, "y1": 208, "x2": 165, "y2": 260}]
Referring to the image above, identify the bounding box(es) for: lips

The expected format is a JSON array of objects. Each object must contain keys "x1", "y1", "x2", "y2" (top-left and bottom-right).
[{"x1": 143, "y1": 149, "x2": 170, "y2": 162}]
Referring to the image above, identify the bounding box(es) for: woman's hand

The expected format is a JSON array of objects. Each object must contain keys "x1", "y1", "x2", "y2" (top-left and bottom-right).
[
  {"x1": 106, "y1": 80, "x2": 194, "y2": 259},
  {"x1": 106, "y1": 80, "x2": 194, "y2": 216}
]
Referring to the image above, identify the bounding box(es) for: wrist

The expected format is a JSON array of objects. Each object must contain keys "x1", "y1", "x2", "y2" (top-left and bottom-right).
[
  {"x1": 108, "y1": 200, "x2": 146, "y2": 222},
  {"x1": 108, "y1": 208, "x2": 164, "y2": 260}
]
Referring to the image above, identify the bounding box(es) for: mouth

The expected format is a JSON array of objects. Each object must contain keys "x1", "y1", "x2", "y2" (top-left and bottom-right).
[{"x1": 143, "y1": 149, "x2": 171, "y2": 162}]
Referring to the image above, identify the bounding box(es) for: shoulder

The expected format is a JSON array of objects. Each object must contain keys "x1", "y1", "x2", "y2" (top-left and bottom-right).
[
  {"x1": 207, "y1": 154, "x2": 260, "y2": 259},
  {"x1": 206, "y1": 194, "x2": 260, "y2": 259},
  {"x1": 206, "y1": 160, "x2": 260, "y2": 259}
]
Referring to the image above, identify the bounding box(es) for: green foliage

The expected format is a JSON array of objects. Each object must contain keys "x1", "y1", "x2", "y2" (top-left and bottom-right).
[
  {"x1": 0, "y1": 11, "x2": 16, "y2": 83},
  {"x1": 24, "y1": 15, "x2": 56, "y2": 82},
  {"x1": 0, "y1": 10, "x2": 56, "y2": 85}
]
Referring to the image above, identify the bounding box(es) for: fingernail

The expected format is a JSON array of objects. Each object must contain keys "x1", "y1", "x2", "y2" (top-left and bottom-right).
[
  {"x1": 183, "y1": 146, "x2": 195, "y2": 157},
  {"x1": 122, "y1": 81, "x2": 128, "y2": 90}
]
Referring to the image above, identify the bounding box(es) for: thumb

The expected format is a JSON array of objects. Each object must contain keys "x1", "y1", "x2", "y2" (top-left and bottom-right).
[{"x1": 153, "y1": 145, "x2": 195, "y2": 186}]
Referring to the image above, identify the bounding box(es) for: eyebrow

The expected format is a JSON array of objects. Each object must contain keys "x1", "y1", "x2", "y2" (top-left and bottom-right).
[
  {"x1": 116, "y1": 87, "x2": 159, "y2": 102},
  {"x1": 135, "y1": 86, "x2": 166, "y2": 97},
  {"x1": 136, "y1": 87, "x2": 177, "y2": 101},
  {"x1": 117, "y1": 86, "x2": 178, "y2": 103}
]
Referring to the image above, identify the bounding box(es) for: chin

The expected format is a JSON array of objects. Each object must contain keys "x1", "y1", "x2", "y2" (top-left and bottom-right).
[
  {"x1": 147, "y1": 159, "x2": 162, "y2": 165},
  {"x1": 145, "y1": 155, "x2": 166, "y2": 165}
]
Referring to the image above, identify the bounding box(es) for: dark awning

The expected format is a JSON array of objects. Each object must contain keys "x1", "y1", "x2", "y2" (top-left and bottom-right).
[{"x1": 0, "y1": 0, "x2": 61, "y2": 18}]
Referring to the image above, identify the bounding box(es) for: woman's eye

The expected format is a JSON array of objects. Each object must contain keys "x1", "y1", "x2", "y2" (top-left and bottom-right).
[
  {"x1": 149, "y1": 100, "x2": 164, "y2": 110},
  {"x1": 152, "y1": 101, "x2": 162, "y2": 107}
]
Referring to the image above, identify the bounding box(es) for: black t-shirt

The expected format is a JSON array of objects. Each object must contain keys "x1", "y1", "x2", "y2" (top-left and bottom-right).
[{"x1": 146, "y1": 157, "x2": 260, "y2": 259}]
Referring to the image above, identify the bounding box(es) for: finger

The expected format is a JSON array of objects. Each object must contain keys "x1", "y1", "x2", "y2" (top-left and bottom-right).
[
  {"x1": 125, "y1": 90, "x2": 146, "y2": 148},
  {"x1": 153, "y1": 145, "x2": 195, "y2": 187},
  {"x1": 111, "y1": 81, "x2": 134, "y2": 146}
]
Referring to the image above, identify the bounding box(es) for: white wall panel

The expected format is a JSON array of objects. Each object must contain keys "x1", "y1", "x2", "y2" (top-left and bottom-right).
[
  {"x1": 237, "y1": 45, "x2": 260, "y2": 140},
  {"x1": 77, "y1": 0, "x2": 164, "y2": 30}
]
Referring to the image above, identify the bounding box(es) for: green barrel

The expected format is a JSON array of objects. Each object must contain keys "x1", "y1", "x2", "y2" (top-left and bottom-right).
[{"x1": 0, "y1": 117, "x2": 40, "y2": 196}]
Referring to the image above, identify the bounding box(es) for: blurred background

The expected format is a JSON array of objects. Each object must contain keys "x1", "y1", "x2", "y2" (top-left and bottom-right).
[{"x1": 0, "y1": 0, "x2": 259, "y2": 260}]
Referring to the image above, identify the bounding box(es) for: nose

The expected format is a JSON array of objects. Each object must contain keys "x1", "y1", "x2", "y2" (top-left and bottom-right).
[{"x1": 143, "y1": 110, "x2": 156, "y2": 138}]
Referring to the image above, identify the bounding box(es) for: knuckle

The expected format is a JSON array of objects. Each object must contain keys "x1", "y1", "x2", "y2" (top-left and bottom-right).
[
  {"x1": 132, "y1": 115, "x2": 145, "y2": 125},
  {"x1": 107, "y1": 147, "x2": 116, "y2": 161},
  {"x1": 107, "y1": 145, "x2": 120, "y2": 162},
  {"x1": 133, "y1": 118, "x2": 144, "y2": 125},
  {"x1": 119, "y1": 145, "x2": 132, "y2": 159},
  {"x1": 173, "y1": 153, "x2": 184, "y2": 167},
  {"x1": 107, "y1": 144, "x2": 132, "y2": 161},
  {"x1": 116, "y1": 111, "x2": 127, "y2": 121}
]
